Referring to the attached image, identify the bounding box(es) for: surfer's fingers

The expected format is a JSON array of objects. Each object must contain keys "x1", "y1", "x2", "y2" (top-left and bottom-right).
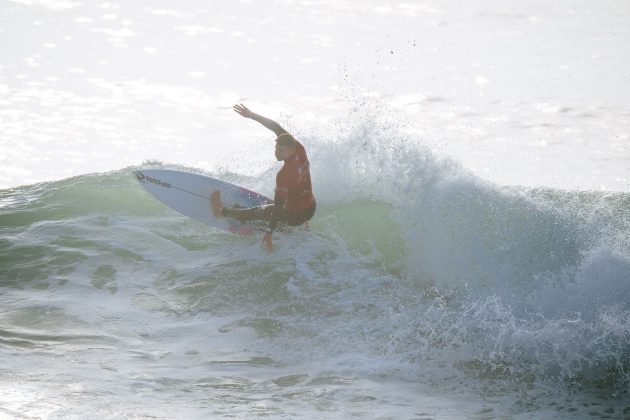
[{"x1": 234, "y1": 104, "x2": 247, "y2": 113}]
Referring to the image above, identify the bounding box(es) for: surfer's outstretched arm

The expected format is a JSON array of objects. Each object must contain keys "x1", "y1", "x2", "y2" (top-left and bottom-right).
[{"x1": 233, "y1": 103, "x2": 288, "y2": 137}]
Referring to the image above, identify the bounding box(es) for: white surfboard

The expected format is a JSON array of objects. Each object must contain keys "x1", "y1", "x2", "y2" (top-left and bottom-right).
[{"x1": 133, "y1": 169, "x2": 272, "y2": 235}]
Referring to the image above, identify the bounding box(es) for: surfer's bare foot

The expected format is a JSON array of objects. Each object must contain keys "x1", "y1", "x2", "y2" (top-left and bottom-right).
[{"x1": 211, "y1": 191, "x2": 223, "y2": 218}]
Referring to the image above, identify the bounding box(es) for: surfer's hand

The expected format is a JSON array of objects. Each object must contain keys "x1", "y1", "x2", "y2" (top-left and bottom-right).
[
  {"x1": 233, "y1": 103, "x2": 253, "y2": 118},
  {"x1": 262, "y1": 233, "x2": 273, "y2": 251}
]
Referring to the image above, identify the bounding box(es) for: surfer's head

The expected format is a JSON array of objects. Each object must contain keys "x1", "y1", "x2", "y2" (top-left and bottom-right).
[{"x1": 275, "y1": 133, "x2": 297, "y2": 161}]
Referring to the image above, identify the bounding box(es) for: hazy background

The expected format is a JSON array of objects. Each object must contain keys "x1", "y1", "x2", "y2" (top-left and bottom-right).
[{"x1": 1, "y1": 0, "x2": 629, "y2": 190}]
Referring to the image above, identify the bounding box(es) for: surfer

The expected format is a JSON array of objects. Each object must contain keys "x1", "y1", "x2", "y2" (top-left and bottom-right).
[{"x1": 211, "y1": 104, "x2": 316, "y2": 251}]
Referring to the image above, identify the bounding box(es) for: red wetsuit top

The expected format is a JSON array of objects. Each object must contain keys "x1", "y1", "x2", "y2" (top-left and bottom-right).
[
  {"x1": 244, "y1": 111, "x2": 316, "y2": 233},
  {"x1": 275, "y1": 141, "x2": 316, "y2": 213}
]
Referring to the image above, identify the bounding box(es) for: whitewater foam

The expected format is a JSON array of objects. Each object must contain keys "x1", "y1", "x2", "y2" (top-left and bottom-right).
[{"x1": 1, "y1": 129, "x2": 629, "y2": 418}]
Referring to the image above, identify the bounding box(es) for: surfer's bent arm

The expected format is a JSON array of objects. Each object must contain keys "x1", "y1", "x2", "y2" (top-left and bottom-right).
[
  {"x1": 266, "y1": 196, "x2": 285, "y2": 235},
  {"x1": 250, "y1": 113, "x2": 288, "y2": 137},
  {"x1": 233, "y1": 103, "x2": 287, "y2": 136}
]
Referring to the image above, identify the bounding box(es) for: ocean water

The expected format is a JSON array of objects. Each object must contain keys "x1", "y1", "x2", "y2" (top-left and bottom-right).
[
  {"x1": 2, "y1": 0, "x2": 630, "y2": 419},
  {"x1": 1, "y1": 139, "x2": 629, "y2": 419}
]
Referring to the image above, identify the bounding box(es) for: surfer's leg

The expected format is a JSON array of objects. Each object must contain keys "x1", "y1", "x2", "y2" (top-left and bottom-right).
[
  {"x1": 210, "y1": 191, "x2": 223, "y2": 217},
  {"x1": 222, "y1": 204, "x2": 274, "y2": 223},
  {"x1": 211, "y1": 190, "x2": 276, "y2": 223},
  {"x1": 284, "y1": 203, "x2": 316, "y2": 226}
]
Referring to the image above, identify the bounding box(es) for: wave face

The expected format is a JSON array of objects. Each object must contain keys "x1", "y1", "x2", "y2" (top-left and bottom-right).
[{"x1": 1, "y1": 125, "x2": 629, "y2": 418}]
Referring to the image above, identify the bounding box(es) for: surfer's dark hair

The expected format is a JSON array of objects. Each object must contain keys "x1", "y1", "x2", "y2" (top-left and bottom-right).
[{"x1": 276, "y1": 133, "x2": 297, "y2": 149}]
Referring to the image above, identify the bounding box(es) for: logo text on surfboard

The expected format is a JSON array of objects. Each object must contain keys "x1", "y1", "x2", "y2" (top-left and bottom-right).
[{"x1": 134, "y1": 171, "x2": 171, "y2": 188}]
